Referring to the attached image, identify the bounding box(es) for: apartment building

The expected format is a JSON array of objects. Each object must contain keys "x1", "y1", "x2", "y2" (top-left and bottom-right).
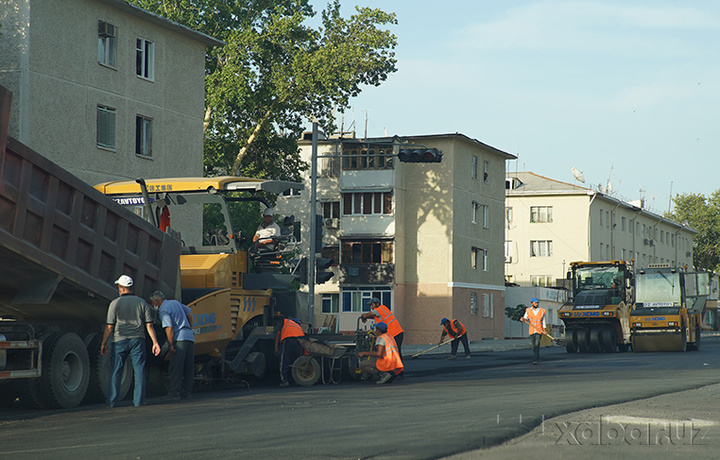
[
  {"x1": 0, "y1": 0, "x2": 222, "y2": 186},
  {"x1": 275, "y1": 133, "x2": 516, "y2": 344},
  {"x1": 505, "y1": 172, "x2": 697, "y2": 287}
]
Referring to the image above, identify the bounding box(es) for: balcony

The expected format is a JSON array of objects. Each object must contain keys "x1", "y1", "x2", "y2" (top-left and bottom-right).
[{"x1": 339, "y1": 263, "x2": 395, "y2": 285}]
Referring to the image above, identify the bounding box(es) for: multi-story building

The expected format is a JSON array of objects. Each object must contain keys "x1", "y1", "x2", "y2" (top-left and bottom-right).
[
  {"x1": 0, "y1": 0, "x2": 222, "y2": 186},
  {"x1": 276, "y1": 133, "x2": 516, "y2": 344},
  {"x1": 504, "y1": 172, "x2": 697, "y2": 287}
]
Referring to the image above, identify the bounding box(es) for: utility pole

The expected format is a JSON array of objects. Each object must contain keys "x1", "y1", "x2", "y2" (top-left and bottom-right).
[{"x1": 308, "y1": 122, "x2": 319, "y2": 330}]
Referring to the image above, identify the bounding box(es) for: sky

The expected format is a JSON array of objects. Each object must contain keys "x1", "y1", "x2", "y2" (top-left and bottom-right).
[{"x1": 309, "y1": 0, "x2": 720, "y2": 215}]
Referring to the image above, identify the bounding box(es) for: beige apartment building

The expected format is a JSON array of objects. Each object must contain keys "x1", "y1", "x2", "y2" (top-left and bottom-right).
[
  {"x1": 0, "y1": 0, "x2": 222, "y2": 186},
  {"x1": 505, "y1": 172, "x2": 697, "y2": 287},
  {"x1": 275, "y1": 133, "x2": 515, "y2": 344}
]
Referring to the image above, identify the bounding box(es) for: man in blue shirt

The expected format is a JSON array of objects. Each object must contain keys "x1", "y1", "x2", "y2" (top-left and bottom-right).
[{"x1": 150, "y1": 291, "x2": 195, "y2": 400}]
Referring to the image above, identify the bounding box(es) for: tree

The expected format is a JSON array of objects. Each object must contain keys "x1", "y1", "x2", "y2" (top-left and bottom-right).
[
  {"x1": 130, "y1": 0, "x2": 397, "y2": 181},
  {"x1": 666, "y1": 192, "x2": 720, "y2": 271}
]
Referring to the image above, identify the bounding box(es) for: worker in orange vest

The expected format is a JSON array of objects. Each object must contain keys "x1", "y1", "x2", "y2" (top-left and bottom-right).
[
  {"x1": 357, "y1": 322, "x2": 404, "y2": 384},
  {"x1": 521, "y1": 297, "x2": 546, "y2": 365},
  {"x1": 275, "y1": 317, "x2": 305, "y2": 387},
  {"x1": 439, "y1": 318, "x2": 471, "y2": 360},
  {"x1": 360, "y1": 298, "x2": 404, "y2": 358}
]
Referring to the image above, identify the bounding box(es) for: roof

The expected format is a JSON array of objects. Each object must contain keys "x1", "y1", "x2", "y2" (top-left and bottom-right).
[
  {"x1": 99, "y1": 0, "x2": 225, "y2": 47},
  {"x1": 94, "y1": 177, "x2": 304, "y2": 195}
]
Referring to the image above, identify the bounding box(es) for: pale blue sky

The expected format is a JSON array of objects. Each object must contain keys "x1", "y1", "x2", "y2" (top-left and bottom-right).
[{"x1": 313, "y1": 0, "x2": 720, "y2": 214}]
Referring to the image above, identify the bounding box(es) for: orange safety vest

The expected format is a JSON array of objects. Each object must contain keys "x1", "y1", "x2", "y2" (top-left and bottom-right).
[
  {"x1": 373, "y1": 305, "x2": 403, "y2": 337},
  {"x1": 280, "y1": 319, "x2": 304, "y2": 341},
  {"x1": 443, "y1": 319, "x2": 466, "y2": 338},
  {"x1": 525, "y1": 307, "x2": 546, "y2": 335},
  {"x1": 376, "y1": 332, "x2": 403, "y2": 373}
]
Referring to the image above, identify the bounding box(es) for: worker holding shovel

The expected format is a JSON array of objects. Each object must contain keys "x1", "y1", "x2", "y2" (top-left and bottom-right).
[
  {"x1": 521, "y1": 297, "x2": 546, "y2": 365},
  {"x1": 439, "y1": 318, "x2": 471, "y2": 360}
]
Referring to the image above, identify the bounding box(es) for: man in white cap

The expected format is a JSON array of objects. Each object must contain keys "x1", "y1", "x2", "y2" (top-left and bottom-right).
[
  {"x1": 252, "y1": 207, "x2": 281, "y2": 252},
  {"x1": 101, "y1": 275, "x2": 161, "y2": 407}
]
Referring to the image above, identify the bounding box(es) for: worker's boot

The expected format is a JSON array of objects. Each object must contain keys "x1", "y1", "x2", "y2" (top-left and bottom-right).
[
  {"x1": 377, "y1": 372, "x2": 393, "y2": 384},
  {"x1": 447, "y1": 355, "x2": 457, "y2": 360}
]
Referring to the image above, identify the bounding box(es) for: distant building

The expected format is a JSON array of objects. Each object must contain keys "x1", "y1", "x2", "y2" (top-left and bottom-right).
[
  {"x1": 276, "y1": 133, "x2": 516, "y2": 344},
  {"x1": 0, "y1": 0, "x2": 222, "y2": 186},
  {"x1": 504, "y1": 172, "x2": 697, "y2": 287}
]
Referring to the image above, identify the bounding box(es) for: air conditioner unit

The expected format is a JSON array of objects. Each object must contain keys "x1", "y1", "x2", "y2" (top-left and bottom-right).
[
  {"x1": 324, "y1": 218, "x2": 339, "y2": 229},
  {"x1": 504, "y1": 256, "x2": 512, "y2": 263}
]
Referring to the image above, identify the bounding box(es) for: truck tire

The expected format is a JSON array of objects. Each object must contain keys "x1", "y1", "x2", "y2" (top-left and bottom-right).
[
  {"x1": 601, "y1": 325, "x2": 617, "y2": 353},
  {"x1": 565, "y1": 329, "x2": 578, "y2": 353},
  {"x1": 35, "y1": 332, "x2": 90, "y2": 409},
  {"x1": 291, "y1": 356, "x2": 321, "y2": 387},
  {"x1": 588, "y1": 325, "x2": 602, "y2": 352},
  {"x1": 83, "y1": 333, "x2": 133, "y2": 403},
  {"x1": 576, "y1": 328, "x2": 590, "y2": 353}
]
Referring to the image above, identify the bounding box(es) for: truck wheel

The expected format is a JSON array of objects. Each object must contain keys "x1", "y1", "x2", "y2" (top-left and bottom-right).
[
  {"x1": 601, "y1": 325, "x2": 617, "y2": 353},
  {"x1": 84, "y1": 334, "x2": 133, "y2": 403},
  {"x1": 577, "y1": 328, "x2": 590, "y2": 353},
  {"x1": 37, "y1": 332, "x2": 90, "y2": 409},
  {"x1": 565, "y1": 329, "x2": 578, "y2": 353},
  {"x1": 291, "y1": 356, "x2": 321, "y2": 387},
  {"x1": 588, "y1": 325, "x2": 601, "y2": 352}
]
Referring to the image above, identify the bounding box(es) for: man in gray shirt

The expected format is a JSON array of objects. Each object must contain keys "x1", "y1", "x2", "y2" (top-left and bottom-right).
[{"x1": 101, "y1": 275, "x2": 161, "y2": 407}]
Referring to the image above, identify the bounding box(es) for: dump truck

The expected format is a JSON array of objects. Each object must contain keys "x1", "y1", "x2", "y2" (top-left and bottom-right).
[
  {"x1": 630, "y1": 264, "x2": 707, "y2": 352},
  {"x1": 559, "y1": 260, "x2": 634, "y2": 353},
  {"x1": 0, "y1": 85, "x2": 304, "y2": 409}
]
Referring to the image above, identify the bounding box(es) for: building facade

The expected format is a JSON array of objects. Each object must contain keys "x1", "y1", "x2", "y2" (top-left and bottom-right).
[
  {"x1": 276, "y1": 133, "x2": 515, "y2": 344},
  {"x1": 505, "y1": 172, "x2": 697, "y2": 287},
  {"x1": 0, "y1": 0, "x2": 222, "y2": 186}
]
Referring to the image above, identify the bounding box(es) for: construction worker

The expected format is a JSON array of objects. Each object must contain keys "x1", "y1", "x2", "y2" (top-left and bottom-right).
[
  {"x1": 521, "y1": 297, "x2": 546, "y2": 365},
  {"x1": 275, "y1": 317, "x2": 304, "y2": 387},
  {"x1": 439, "y1": 318, "x2": 470, "y2": 360},
  {"x1": 360, "y1": 298, "x2": 404, "y2": 358},
  {"x1": 357, "y1": 322, "x2": 404, "y2": 384}
]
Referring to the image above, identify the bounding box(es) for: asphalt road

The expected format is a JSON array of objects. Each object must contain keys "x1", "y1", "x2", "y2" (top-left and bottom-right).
[{"x1": 2, "y1": 336, "x2": 720, "y2": 459}]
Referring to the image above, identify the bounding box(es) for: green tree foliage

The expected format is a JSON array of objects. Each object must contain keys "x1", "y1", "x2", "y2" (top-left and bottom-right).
[
  {"x1": 666, "y1": 192, "x2": 720, "y2": 271},
  {"x1": 129, "y1": 0, "x2": 397, "y2": 180},
  {"x1": 505, "y1": 304, "x2": 527, "y2": 322}
]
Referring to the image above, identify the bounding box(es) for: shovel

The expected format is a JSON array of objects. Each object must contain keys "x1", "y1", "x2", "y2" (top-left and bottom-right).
[
  {"x1": 520, "y1": 320, "x2": 566, "y2": 345},
  {"x1": 410, "y1": 337, "x2": 458, "y2": 359}
]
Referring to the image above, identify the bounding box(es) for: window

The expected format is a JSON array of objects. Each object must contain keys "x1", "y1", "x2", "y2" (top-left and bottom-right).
[
  {"x1": 322, "y1": 201, "x2": 340, "y2": 219},
  {"x1": 472, "y1": 202, "x2": 488, "y2": 227},
  {"x1": 531, "y1": 275, "x2": 552, "y2": 287},
  {"x1": 482, "y1": 293, "x2": 490, "y2": 317},
  {"x1": 530, "y1": 240, "x2": 552, "y2": 257},
  {"x1": 621, "y1": 216, "x2": 626, "y2": 232},
  {"x1": 471, "y1": 156, "x2": 478, "y2": 179},
  {"x1": 530, "y1": 206, "x2": 553, "y2": 223},
  {"x1": 98, "y1": 21, "x2": 116, "y2": 67},
  {"x1": 341, "y1": 241, "x2": 393, "y2": 264},
  {"x1": 483, "y1": 160, "x2": 489, "y2": 182},
  {"x1": 341, "y1": 143, "x2": 393, "y2": 170},
  {"x1": 600, "y1": 209, "x2": 604, "y2": 226},
  {"x1": 135, "y1": 115, "x2": 152, "y2": 156},
  {"x1": 342, "y1": 289, "x2": 391, "y2": 312},
  {"x1": 96, "y1": 105, "x2": 116, "y2": 149},
  {"x1": 470, "y1": 292, "x2": 478, "y2": 315},
  {"x1": 342, "y1": 191, "x2": 392, "y2": 215},
  {"x1": 136, "y1": 38, "x2": 155, "y2": 80},
  {"x1": 472, "y1": 247, "x2": 487, "y2": 270},
  {"x1": 321, "y1": 246, "x2": 339, "y2": 265},
  {"x1": 504, "y1": 241, "x2": 513, "y2": 263},
  {"x1": 321, "y1": 294, "x2": 339, "y2": 314},
  {"x1": 671, "y1": 234, "x2": 675, "y2": 247},
  {"x1": 506, "y1": 207, "x2": 513, "y2": 225}
]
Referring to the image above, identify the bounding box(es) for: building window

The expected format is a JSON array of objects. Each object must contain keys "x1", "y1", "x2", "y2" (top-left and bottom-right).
[
  {"x1": 531, "y1": 275, "x2": 552, "y2": 287},
  {"x1": 341, "y1": 143, "x2": 393, "y2": 170},
  {"x1": 341, "y1": 241, "x2": 393, "y2": 264},
  {"x1": 321, "y1": 294, "x2": 339, "y2": 313},
  {"x1": 621, "y1": 216, "x2": 626, "y2": 232},
  {"x1": 506, "y1": 207, "x2": 513, "y2": 225},
  {"x1": 530, "y1": 240, "x2": 552, "y2": 257},
  {"x1": 599, "y1": 209, "x2": 604, "y2": 226},
  {"x1": 472, "y1": 156, "x2": 478, "y2": 179},
  {"x1": 135, "y1": 115, "x2": 152, "y2": 156},
  {"x1": 342, "y1": 191, "x2": 392, "y2": 215},
  {"x1": 470, "y1": 292, "x2": 478, "y2": 315},
  {"x1": 472, "y1": 247, "x2": 487, "y2": 270},
  {"x1": 96, "y1": 105, "x2": 116, "y2": 149},
  {"x1": 321, "y1": 246, "x2": 339, "y2": 265},
  {"x1": 342, "y1": 289, "x2": 391, "y2": 312},
  {"x1": 504, "y1": 241, "x2": 513, "y2": 263},
  {"x1": 322, "y1": 201, "x2": 340, "y2": 219},
  {"x1": 483, "y1": 160, "x2": 489, "y2": 182},
  {"x1": 472, "y1": 202, "x2": 488, "y2": 227},
  {"x1": 482, "y1": 293, "x2": 490, "y2": 317},
  {"x1": 136, "y1": 38, "x2": 155, "y2": 80},
  {"x1": 98, "y1": 21, "x2": 116, "y2": 67},
  {"x1": 530, "y1": 206, "x2": 553, "y2": 223}
]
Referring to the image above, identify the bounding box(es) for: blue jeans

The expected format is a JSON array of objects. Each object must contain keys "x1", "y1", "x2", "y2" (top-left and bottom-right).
[
  {"x1": 107, "y1": 338, "x2": 146, "y2": 407},
  {"x1": 168, "y1": 341, "x2": 195, "y2": 398}
]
